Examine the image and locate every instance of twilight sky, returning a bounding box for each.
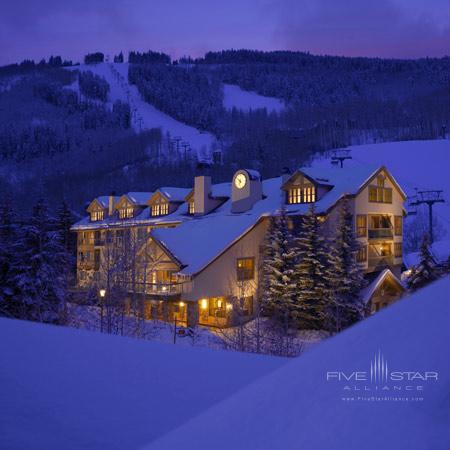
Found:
[1,0,450,65]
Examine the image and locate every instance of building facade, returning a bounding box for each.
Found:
[71,164,407,327]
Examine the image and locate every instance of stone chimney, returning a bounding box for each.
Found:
[108,192,116,216]
[194,176,213,215]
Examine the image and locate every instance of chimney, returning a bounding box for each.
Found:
[194,176,212,215]
[108,191,116,216]
[281,167,291,184]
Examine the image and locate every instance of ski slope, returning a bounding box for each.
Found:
[223,83,285,113]
[313,140,450,237]
[147,275,450,450]
[67,63,217,159]
[0,319,285,450]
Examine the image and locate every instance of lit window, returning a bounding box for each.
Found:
[188,201,195,214]
[287,186,316,204]
[119,207,134,219]
[152,202,169,216]
[237,257,255,281]
[368,185,393,204]
[91,210,104,221]
[394,242,402,257]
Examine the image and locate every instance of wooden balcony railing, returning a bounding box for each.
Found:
[123,281,191,296]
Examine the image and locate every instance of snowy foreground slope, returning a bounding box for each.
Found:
[147,276,450,450]
[0,321,285,450]
[313,139,450,235]
[68,63,216,159]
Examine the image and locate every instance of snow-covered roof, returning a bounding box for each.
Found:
[404,239,450,269]
[127,192,154,205]
[157,187,192,203]
[95,195,120,208]
[152,165,380,275]
[360,268,405,304]
[73,164,391,274]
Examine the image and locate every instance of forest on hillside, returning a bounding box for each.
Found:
[0,50,449,218]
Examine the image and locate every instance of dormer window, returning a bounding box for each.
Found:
[119,207,134,219]
[152,202,169,216]
[288,186,316,204]
[91,211,104,221]
[188,201,195,215]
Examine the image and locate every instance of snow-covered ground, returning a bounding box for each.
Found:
[3,275,449,449]
[146,274,450,450]
[0,317,285,450]
[67,63,217,159]
[222,83,285,113]
[312,140,450,237]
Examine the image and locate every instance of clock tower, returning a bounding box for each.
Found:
[231,169,263,213]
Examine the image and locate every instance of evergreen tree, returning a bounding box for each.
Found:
[293,204,331,330]
[0,194,19,316]
[260,205,297,332]
[328,200,366,331]
[10,200,69,323]
[407,234,437,291]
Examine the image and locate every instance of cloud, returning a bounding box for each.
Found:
[271,0,450,57]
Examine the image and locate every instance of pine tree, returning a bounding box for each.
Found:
[10,200,69,323]
[0,193,19,317]
[328,200,366,331]
[260,205,297,333]
[293,204,331,330]
[407,234,437,291]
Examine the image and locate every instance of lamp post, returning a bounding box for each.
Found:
[99,288,106,333]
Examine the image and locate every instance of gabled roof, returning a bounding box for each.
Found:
[87,196,119,212]
[360,268,405,304]
[184,182,232,202]
[73,164,405,276]
[149,187,192,205]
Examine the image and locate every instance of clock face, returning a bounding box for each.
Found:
[235,173,247,189]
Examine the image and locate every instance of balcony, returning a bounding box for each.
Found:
[368,228,393,239]
[124,281,191,298]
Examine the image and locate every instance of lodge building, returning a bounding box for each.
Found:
[71,164,407,327]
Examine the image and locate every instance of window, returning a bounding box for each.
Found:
[369,185,392,203]
[287,186,316,204]
[394,242,402,257]
[394,216,403,236]
[356,215,367,237]
[119,207,134,219]
[237,257,255,281]
[188,201,195,214]
[137,228,147,241]
[356,245,367,263]
[94,249,101,271]
[209,297,226,318]
[91,210,104,221]
[152,202,169,216]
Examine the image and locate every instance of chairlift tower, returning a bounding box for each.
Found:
[409,190,445,244]
[331,149,352,168]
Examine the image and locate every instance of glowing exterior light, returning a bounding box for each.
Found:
[99,289,106,298]
[226,303,233,311]
[179,302,185,307]
[217,299,223,308]
[200,299,208,310]
[162,286,167,292]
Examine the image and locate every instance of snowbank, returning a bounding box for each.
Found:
[0,319,285,450]
[146,275,450,450]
